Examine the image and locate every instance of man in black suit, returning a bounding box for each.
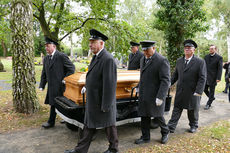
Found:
[168,40,206,133]
[128,41,144,70]
[65,29,118,153]
[39,36,75,129]
[204,45,223,110]
[134,41,170,145]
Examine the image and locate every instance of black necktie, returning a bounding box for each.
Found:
[145,58,150,64]
[90,55,96,66]
[184,59,189,68]
[131,53,135,59]
[49,55,52,65]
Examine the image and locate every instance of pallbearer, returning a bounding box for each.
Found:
[65,29,118,153]
[135,41,170,144]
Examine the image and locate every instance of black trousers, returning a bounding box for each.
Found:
[204,84,216,106]
[224,81,229,92]
[74,125,119,153]
[48,105,56,125]
[168,106,199,131]
[141,116,169,140]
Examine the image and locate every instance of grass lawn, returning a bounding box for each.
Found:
[125,120,230,153]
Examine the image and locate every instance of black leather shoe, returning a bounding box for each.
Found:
[188,127,197,133]
[42,122,54,129]
[64,149,78,153]
[103,149,118,153]
[161,133,169,144]
[204,105,210,110]
[134,137,150,144]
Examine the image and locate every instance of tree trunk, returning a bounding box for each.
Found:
[1,40,7,57]
[11,0,40,114]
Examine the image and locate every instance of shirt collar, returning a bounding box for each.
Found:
[210,53,216,56]
[51,50,56,57]
[185,56,193,63]
[95,47,104,56]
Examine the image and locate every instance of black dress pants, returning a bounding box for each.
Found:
[48,105,56,125]
[168,106,199,131]
[204,84,216,106]
[141,116,169,140]
[74,125,119,153]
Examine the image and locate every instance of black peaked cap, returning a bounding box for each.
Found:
[89,29,108,41]
[183,39,197,48]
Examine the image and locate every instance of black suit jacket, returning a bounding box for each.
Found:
[128,50,144,70]
[39,50,75,105]
[204,53,223,85]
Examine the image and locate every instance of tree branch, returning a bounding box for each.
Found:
[48,1,58,26]
[32,2,40,10]
[33,14,39,20]
[42,0,47,6]
[59,18,108,41]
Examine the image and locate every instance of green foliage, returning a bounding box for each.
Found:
[0,0,11,57]
[34,32,45,57]
[154,0,208,70]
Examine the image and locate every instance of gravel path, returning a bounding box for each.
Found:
[0,80,11,91]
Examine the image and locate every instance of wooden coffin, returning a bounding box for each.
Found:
[63,71,140,105]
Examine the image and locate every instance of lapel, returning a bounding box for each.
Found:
[87,49,104,76]
[141,52,157,73]
[184,55,195,72]
[49,50,58,69]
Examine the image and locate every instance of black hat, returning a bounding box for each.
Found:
[130,41,140,46]
[183,39,197,48]
[45,36,59,46]
[89,29,108,41]
[140,40,156,50]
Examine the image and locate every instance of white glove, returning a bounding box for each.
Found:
[81,86,86,94]
[62,80,66,84]
[39,88,43,91]
[193,93,201,96]
[135,87,139,93]
[156,98,163,106]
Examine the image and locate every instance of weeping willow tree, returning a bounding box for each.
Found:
[11,0,39,113]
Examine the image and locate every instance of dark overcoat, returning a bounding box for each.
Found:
[138,52,170,117]
[172,56,206,110]
[84,48,117,128]
[204,54,223,85]
[128,50,144,70]
[39,50,75,105]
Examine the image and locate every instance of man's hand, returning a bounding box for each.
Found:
[156,98,163,106]
[62,80,66,84]
[81,86,86,94]
[216,80,220,83]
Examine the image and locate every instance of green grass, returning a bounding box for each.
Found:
[125,120,230,153]
[0,58,87,84]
